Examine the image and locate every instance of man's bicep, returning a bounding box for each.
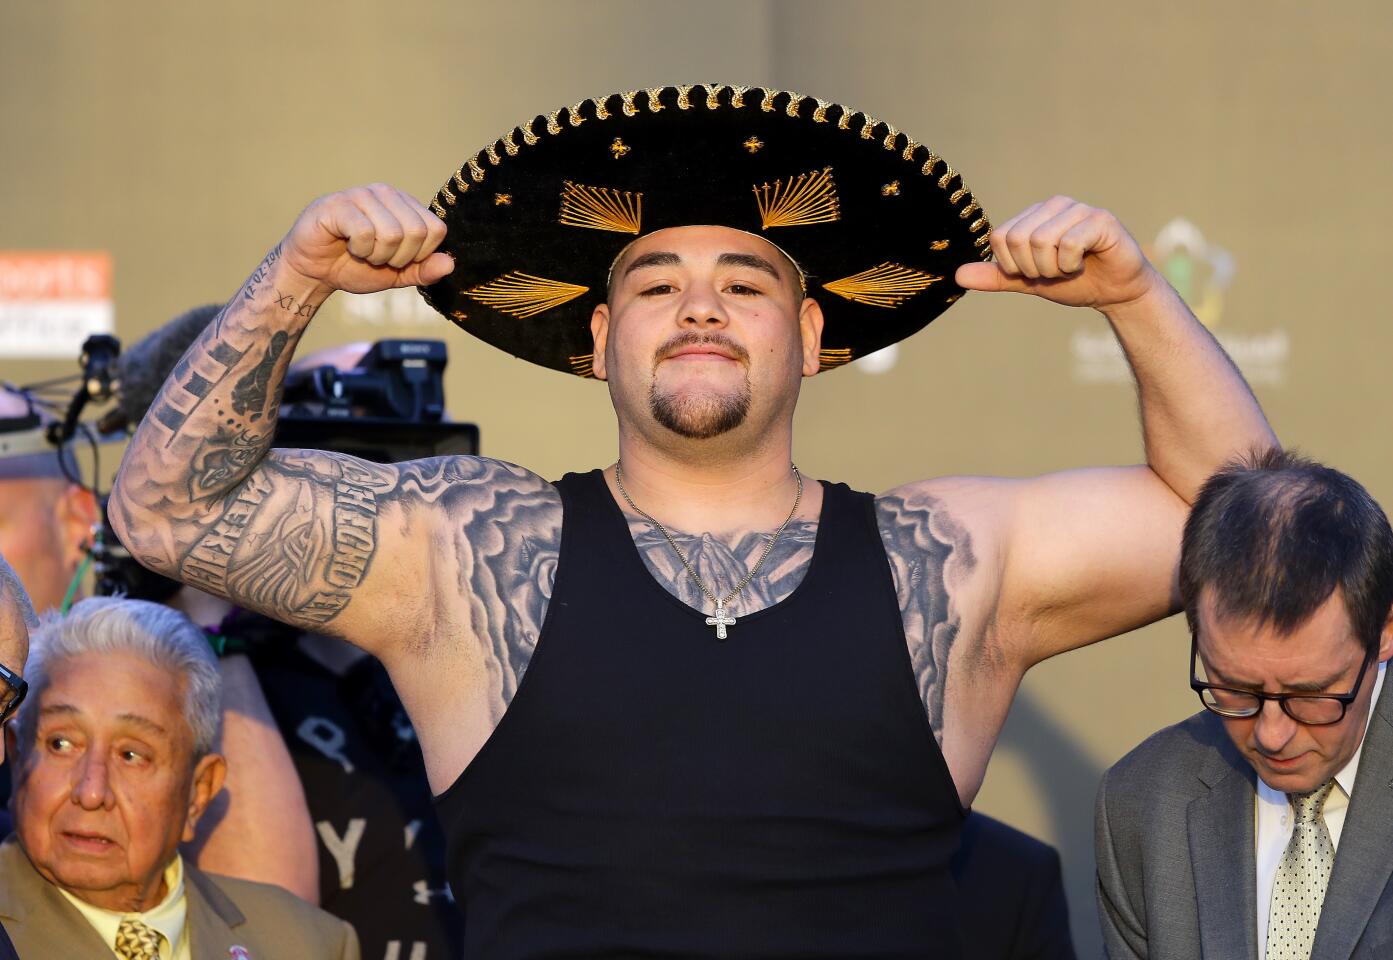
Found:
[997,465,1186,664]
[173,449,551,651]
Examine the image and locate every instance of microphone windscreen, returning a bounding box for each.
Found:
[113,303,224,428]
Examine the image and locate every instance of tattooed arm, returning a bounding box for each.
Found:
[881,200,1274,798]
[899,198,1276,670]
[109,185,510,656]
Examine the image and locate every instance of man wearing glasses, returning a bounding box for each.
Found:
[0,551,34,960]
[1095,449,1393,960]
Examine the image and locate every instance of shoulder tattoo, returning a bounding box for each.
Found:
[875,493,976,743]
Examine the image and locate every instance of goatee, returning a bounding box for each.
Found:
[649,382,751,439]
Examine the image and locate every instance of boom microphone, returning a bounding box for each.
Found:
[97,303,223,432]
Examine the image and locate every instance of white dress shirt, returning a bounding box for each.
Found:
[59,853,191,960]
[1254,662,1385,957]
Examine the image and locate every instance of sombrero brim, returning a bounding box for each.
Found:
[420,84,992,378]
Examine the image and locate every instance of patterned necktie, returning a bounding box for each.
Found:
[114,917,165,960]
[1264,779,1337,960]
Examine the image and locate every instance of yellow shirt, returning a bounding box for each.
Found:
[59,853,191,960]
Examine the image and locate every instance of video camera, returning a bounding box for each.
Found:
[14,332,477,601]
[277,339,478,462]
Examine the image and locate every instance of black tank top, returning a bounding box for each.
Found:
[436,470,965,959]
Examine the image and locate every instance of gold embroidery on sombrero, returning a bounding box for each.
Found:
[520,118,539,146]
[645,87,666,112]
[754,167,840,230]
[465,272,591,319]
[822,263,943,308]
[502,131,520,156]
[728,85,749,108]
[439,182,457,205]
[609,138,631,159]
[881,181,901,197]
[743,136,764,154]
[568,353,596,378]
[559,181,642,234]
[568,102,587,127]
[592,97,611,120]
[675,85,695,109]
[818,347,854,371]
[620,90,640,116]
[930,239,950,251]
[784,92,804,117]
[467,157,485,182]
[812,98,832,122]
[429,199,446,217]
[705,84,725,109]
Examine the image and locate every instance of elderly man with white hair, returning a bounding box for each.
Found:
[0,596,357,960]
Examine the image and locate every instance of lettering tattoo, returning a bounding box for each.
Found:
[273,288,318,320]
[874,494,975,743]
[240,244,281,306]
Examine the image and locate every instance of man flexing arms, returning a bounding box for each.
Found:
[109,84,1275,960]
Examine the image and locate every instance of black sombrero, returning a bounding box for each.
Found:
[420,84,992,378]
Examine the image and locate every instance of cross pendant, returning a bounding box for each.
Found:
[705,599,737,640]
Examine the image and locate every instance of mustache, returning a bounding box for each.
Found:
[653,332,750,367]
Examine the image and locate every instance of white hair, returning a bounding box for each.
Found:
[16,597,222,757]
[0,554,37,630]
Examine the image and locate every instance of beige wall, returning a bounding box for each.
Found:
[5,2,1393,954]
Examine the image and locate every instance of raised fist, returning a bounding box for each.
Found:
[954,196,1161,311]
[281,183,454,296]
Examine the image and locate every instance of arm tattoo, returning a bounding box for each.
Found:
[875,494,976,743]
[450,471,562,718]
[230,331,288,419]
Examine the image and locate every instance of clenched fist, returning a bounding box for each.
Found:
[955,196,1161,311]
[281,183,455,296]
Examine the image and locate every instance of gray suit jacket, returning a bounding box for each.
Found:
[1095,674,1393,959]
[0,838,359,960]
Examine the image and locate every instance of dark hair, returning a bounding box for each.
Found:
[1180,448,1393,655]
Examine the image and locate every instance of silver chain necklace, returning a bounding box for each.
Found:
[613,461,803,639]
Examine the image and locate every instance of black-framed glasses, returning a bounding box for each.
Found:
[1190,632,1376,726]
[0,660,26,725]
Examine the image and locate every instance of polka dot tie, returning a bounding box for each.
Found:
[114,917,165,960]
[1264,780,1337,960]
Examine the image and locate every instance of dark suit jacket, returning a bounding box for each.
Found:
[951,811,1076,960]
[1095,673,1393,959]
[0,838,358,959]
